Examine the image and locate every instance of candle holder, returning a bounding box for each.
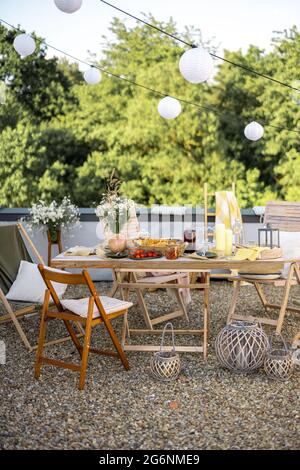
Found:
[258,223,280,249]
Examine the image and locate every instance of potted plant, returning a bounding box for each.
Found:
[95,170,135,253]
[26,196,80,260]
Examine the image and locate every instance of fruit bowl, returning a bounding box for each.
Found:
[129,247,162,259]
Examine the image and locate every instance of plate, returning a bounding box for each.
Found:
[129,255,163,260]
[105,251,129,259]
[239,272,282,280]
[196,251,217,258]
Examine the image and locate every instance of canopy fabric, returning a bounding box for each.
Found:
[0,224,32,294]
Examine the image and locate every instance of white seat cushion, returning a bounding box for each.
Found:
[6,261,67,303]
[60,296,133,318]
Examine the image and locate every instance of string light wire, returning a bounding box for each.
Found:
[98,0,300,93]
[0,17,300,135]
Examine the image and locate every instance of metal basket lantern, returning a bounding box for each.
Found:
[150,323,181,382]
[264,334,294,381]
[215,321,269,374]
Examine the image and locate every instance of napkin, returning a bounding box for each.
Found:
[64,246,96,256]
[233,246,266,261]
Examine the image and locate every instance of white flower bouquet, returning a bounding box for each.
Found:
[27,197,80,241]
[95,194,135,235]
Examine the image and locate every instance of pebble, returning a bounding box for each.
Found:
[0,281,299,449]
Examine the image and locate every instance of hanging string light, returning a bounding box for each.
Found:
[54,0,83,14]
[179,47,213,84]
[98,0,300,94]
[244,121,264,141]
[13,33,36,57]
[157,96,182,119]
[2,18,300,137]
[83,67,101,84]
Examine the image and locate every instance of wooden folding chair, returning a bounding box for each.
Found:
[0,223,45,351]
[35,265,132,390]
[227,201,300,334]
[0,223,84,352]
[114,270,189,329]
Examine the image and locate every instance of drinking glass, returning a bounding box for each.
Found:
[233,218,243,245]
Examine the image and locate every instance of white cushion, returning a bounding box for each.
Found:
[60,296,133,318]
[6,261,67,303]
[280,231,300,277]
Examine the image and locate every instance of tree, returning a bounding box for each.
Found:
[0,19,299,208]
[0,25,78,126]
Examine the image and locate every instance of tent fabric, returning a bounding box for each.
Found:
[0,224,32,295]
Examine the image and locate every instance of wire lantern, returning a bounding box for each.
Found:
[264,334,294,381]
[215,321,269,374]
[150,322,181,382]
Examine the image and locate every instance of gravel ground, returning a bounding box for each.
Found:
[0,280,299,450]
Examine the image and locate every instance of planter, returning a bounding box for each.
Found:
[47,227,63,266]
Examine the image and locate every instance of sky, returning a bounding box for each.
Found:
[0,0,300,68]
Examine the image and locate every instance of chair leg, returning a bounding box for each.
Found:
[63,320,83,357]
[227,280,241,324]
[0,289,33,352]
[173,287,189,322]
[131,273,153,330]
[203,273,210,359]
[78,317,93,390]
[254,282,268,313]
[101,316,130,371]
[35,291,50,378]
[276,264,295,334]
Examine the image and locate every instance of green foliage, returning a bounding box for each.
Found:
[0,19,299,208]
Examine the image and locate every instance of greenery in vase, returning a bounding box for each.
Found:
[26,196,80,239]
[95,170,135,235]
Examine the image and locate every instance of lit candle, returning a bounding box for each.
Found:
[225,228,233,256]
[215,223,225,251]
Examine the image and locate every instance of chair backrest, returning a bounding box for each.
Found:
[38,265,108,318]
[0,224,32,294]
[264,201,300,232]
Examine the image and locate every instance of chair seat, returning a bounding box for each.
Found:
[233,275,298,287]
[60,296,133,319]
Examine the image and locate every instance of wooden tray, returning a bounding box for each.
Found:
[258,247,282,259]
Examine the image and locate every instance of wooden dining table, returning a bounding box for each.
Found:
[51,254,299,355]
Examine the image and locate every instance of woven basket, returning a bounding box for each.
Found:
[215,321,269,374]
[150,323,181,382]
[264,334,294,381]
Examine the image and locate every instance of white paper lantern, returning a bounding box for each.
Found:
[13,34,36,58]
[244,121,264,141]
[179,47,213,84]
[54,0,82,13]
[84,68,101,85]
[157,96,182,119]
